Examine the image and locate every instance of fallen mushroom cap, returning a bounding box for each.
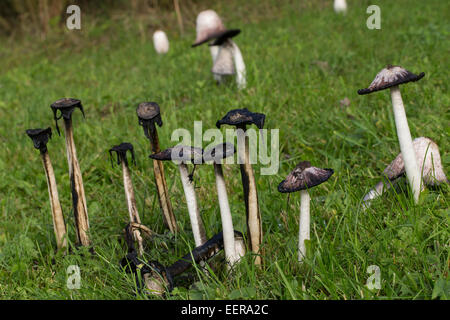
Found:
[382,137,448,185]
[203,142,235,163]
[358,65,425,95]
[278,161,334,193]
[26,127,52,151]
[109,142,136,166]
[149,145,204,164]
[216,108,265,129]
[192,10,239,47]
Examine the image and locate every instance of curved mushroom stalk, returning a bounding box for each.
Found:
[358,65,425,204]
[179,162,207,247]
[110,142,145,256]
[278,161,334,263]
[51,98,90,247]
[26,128,67,250]
[363,137,448,209]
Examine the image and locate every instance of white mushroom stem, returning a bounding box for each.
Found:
[63,119,90,247]
[179,163,207,247]
[121,160,144,256]
[209,46,223,83]
[213,163,241,267]
[229,40,246,89]
[298,190,310,262]
[41,151,67,250]
[390,86,421,203]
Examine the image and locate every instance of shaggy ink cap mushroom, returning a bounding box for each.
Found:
[26,127,52,153]
[203,142,235,163]
[358,65,425,95]
[278,161,334,193]
[50,98,85,135]
[216,108,265,130]
[109,142,136,167]
[192,10,240,47]
[136,102,163,139]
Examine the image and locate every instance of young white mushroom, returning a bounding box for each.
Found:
[204,142,245,267]
[278,161,334,262]
[333,0,347,14]
[358,65,425,203]
[363,137,448,209]
[192,10,246,89]
[152,30,169,55]
[149,145,207,247]
[26,127,67,251]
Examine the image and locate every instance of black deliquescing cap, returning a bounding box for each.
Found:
[26,127,52,153]
[136,102,163,139]
[358,65,425,95]
[50,98,85,135]
[207,29,241,46]
[278,161,334,193]
[216,108,265,130]
[109,142,136,167]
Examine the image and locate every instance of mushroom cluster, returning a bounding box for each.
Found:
[22,6,448,300]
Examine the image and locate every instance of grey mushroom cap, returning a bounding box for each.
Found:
[149,145,204,164]
[216,108,265,130]
[136,102,163,126]
[26,127,52,151]
[203,142,235,163]
[278,161,334,193]
[358,65,425,95]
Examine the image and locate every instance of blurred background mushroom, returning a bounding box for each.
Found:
[333,0,347,14]
[153,30,169,55]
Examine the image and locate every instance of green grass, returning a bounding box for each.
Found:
[0,0,448,299]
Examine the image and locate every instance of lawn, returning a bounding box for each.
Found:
[0,0,448,299]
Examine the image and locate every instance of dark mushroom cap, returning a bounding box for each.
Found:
[358,65,425,95]
[109,142,136,167]
[203,142,235,163]
[149,145,204,164]
[207,29,241,46]
[278,161,334,193]
[193,29,240,47]
[26,127,52,152]
[136,102,162,123]
[216,108,265,130]
[50,98,85,135]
